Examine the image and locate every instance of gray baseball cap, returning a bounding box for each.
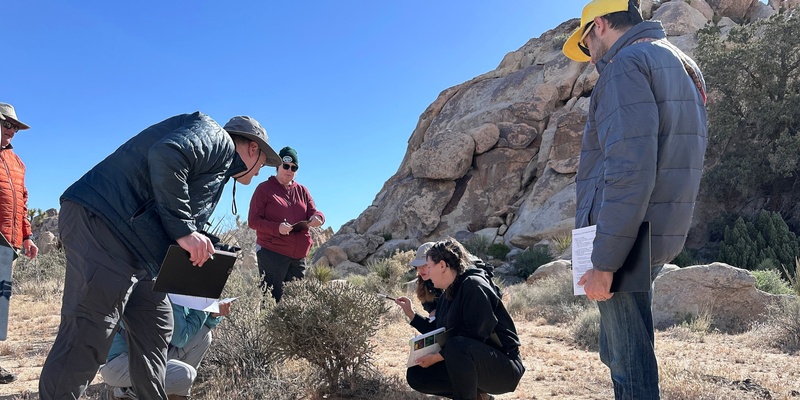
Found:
[410,242,436,267]
[223,116,281,166]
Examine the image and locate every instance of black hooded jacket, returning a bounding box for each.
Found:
[410,267,520,357]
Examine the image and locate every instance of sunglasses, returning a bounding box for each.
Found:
[1,121,19,133]
[578,21,595,57]
[282,163,298,172]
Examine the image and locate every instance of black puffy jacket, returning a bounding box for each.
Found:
[62,112,246,277]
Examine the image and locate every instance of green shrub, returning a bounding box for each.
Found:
[361,256,408,296]
[717,211,800,271]
[265,280,390,392]
[487,243,511,260]
[551,233,572,256]
[512,247,554,279]
[308,264,337,283]
[752,269,793,295]
[670,249,694,268]
[570,307,600,351]
[463,235,491,260]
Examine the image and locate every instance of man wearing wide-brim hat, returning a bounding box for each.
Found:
[0,102,38,385]
[563,0,708,399]
[39,112,281,399]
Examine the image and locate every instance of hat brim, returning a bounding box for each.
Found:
[228,131,281,166]
[409,259,427,267]
[563,26,592,63]
[3,116,30,130]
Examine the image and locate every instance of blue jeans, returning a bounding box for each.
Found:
[596,265,662,400]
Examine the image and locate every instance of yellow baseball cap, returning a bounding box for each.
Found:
[562,0,632,62]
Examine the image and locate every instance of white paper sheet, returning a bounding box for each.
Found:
[571,225,596,296]
[168,294,238,313]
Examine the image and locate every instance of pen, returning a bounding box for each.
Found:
[377,293,395,301]
[208,251,214,260]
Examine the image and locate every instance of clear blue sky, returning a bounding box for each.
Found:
[5,1,590,233]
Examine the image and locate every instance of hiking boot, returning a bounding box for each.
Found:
[113,387,138,399]
[0,367,16,384]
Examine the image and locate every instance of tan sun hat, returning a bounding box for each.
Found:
[562,0,634,62]
[0,103,30,130]
[223,116,281,167]
[410,242,436,267]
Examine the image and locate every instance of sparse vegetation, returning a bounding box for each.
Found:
[752,269,794,295]
[487,242,510,260]
[504,271,592,324]
[265,279,391,395]
[551,233,572,256]
[463,235,491,260]
[512,247,554,279]
[570,307,600,351]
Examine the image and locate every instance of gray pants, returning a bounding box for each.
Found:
[39,201,174,400]
[100,326,212,396]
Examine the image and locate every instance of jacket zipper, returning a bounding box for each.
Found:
[0,151,18,246]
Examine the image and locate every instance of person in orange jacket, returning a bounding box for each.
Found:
[0,102,38,384]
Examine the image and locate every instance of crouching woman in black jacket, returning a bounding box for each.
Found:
[399,238,525,400]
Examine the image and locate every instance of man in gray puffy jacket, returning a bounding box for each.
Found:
[563,0,707,399]
[39,113,281,400]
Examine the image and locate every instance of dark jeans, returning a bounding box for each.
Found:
[596,264,663,400]
[39,201,174,400]
[406,336,525,400]
[256,247,306,301]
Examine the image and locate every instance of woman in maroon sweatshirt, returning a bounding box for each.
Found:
[248,146,325,301]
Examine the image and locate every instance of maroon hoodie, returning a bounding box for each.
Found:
[248,176,324,259]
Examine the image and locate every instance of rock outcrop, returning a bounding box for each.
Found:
[652,263,786,333]
[315,1,795,270]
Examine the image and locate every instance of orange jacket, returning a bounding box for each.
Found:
[0,146,31,249]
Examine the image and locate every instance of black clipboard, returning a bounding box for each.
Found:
[289,220,310,233]
[610,221,652,293]
[153,245,237,298]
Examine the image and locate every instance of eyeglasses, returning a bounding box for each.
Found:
[578,21,595,56]
[282,163,298,172]
[1,121,19,133]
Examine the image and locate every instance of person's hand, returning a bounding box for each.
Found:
[22,239,38,259]
[176,232,214,267]
[578,268,614,302]
[395,296,415,320]
[278,221,292,235]
[415,352,444,368]
[211,300,232,318]
[308,215,323,228]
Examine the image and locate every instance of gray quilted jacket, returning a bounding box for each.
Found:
[574,21,708,272]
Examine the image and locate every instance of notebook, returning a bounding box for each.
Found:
[153,245,237,298]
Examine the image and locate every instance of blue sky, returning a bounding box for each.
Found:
[5,1,593,232]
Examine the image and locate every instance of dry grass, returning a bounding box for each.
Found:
[1,280,799,399]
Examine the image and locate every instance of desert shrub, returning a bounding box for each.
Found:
[504,273,592,323]
[781,257,800,296]
[487,243,510,260]
[570,307,600,351]
[463,235,490,260]
[361,256,409,296]
[12,248,66,300]
[551,233,572,256]
[265,279,390,393]
[751,269,793,295]
[512,247,554,279]
[763,296,800,353]
[717,211,800,272]
[674,309,714,334]
[670,249,694,268]
[307,264,337,283]
[201,268,280,387]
